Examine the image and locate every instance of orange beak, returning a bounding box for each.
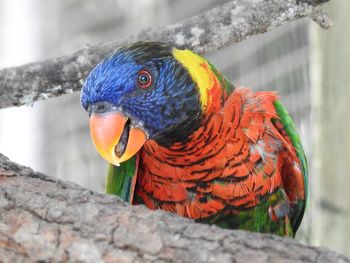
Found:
[89,112,147,166]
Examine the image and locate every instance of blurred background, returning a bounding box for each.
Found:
[0,0,349,257]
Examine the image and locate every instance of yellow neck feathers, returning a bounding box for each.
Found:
[172,48,222,112]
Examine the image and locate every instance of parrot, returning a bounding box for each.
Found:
[80,41,307,237]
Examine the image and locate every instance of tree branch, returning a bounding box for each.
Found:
[0,1,340,261]
[0,153,348,262]
[0,0,331,109]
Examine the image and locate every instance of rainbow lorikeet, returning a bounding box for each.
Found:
[81,42,307,237]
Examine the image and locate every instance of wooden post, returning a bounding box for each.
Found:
[311,0,350,256]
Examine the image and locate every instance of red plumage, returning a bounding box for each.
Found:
[134,88,305,220]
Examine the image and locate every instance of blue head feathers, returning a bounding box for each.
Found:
[81,42,203,145]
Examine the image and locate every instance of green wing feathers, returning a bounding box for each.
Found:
[274,100,308,233]
[106,155,138,203]
[274,100,308,194]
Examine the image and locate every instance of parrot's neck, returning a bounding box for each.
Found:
[151,79,232,148]
[135,91,243,212]
[141,91,241,170]
[137,63,236,188]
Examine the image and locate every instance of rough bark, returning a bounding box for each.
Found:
[0,153,348,262]
[0,0,331,109]
[0,0,340,261]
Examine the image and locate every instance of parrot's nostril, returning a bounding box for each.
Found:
[115,119,130,157]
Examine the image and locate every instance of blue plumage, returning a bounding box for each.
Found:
[81,42,203,145]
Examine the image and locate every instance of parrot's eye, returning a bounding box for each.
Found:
[137,69,153,90]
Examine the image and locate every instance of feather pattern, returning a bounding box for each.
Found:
[82,42,307,237]
[135,87,306,236]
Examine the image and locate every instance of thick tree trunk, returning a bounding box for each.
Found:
[0,0,341,261]
[0,153,348,262]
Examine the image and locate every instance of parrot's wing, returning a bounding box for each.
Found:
[273,100,308,234]
[196,90,307,236]
[106,154,139,203]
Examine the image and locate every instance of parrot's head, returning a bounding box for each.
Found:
[81,42,223,166]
